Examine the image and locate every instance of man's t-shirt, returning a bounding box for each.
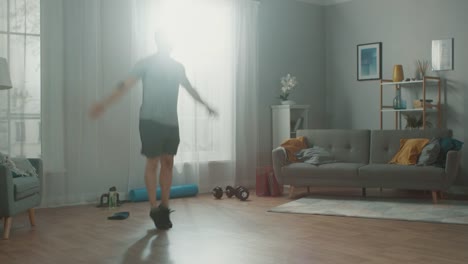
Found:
[130,54,185,126]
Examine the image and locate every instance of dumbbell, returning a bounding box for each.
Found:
[212,186,224,199]
[234,186,250,201]
[212,186,236,199]
[228,185,250,201]
[212,186,249,201]
[225,186,236,198]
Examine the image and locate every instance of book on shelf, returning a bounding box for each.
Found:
[293,117,303,132]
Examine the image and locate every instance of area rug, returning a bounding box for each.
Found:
[268,196,468,225]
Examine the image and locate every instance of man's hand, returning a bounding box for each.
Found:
[89,78,138,120]
[206,105,218,117]
[89,102,105,119]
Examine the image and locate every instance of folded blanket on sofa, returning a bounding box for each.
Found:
[281,136,308,162]
[0,152,38,178]
[296,147,336,165]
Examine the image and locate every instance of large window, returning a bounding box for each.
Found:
[153,0,235,162]
[0,0,41,158]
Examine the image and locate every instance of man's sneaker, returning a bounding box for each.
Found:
[158,205,173,229]
[149,205,173,230]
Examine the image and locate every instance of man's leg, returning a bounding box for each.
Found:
[145,157,160,208]
[159,154,174,207]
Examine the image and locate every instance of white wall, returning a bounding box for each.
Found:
[325,0,468,184]
[258,0,326,166]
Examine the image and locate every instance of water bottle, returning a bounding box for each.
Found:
[109,191,117,209]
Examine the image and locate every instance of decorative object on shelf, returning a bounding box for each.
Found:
[279,73,297,104]
[392,64,404,82]
[432,38,454,71]
[393,88,405,109]
[0,57,12,90]
[357,42,382,81]
[416,59,429,80]
[413,99,434,109]
[403,113,433,129]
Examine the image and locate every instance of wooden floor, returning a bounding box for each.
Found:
[1,188,468,264]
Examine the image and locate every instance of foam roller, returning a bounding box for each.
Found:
[128,184,199,202]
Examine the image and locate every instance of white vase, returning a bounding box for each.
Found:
[281,100,296,105]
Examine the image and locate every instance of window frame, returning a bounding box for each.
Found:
[0,0,41,157]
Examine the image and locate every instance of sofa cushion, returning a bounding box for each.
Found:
[370,129,452,164]
[282,162,366,187]
[296,147,336,165]
[435,137,464,167]
[417,138,440,166]
[280,136,308,162]
[296,129,370,163]
[389,138,429,165]
[11,157,38,177]
[359,164,445,189]
[13,176,40,201]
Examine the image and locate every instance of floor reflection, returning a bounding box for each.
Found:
[121,229,173,264]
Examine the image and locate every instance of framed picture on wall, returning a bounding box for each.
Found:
[432,38,454,71]
[357,42,382,81]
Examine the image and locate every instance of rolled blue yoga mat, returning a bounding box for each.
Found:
[128,184,199,202]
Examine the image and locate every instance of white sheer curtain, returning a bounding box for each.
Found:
[42,0,136,206]
[128,0,259,192]
[234,0,259,187]
[40,0,258,206]
[41,0,65,206]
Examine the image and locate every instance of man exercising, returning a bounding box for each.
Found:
[90,32,216,230]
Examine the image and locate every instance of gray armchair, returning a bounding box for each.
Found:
[0,158,42,239]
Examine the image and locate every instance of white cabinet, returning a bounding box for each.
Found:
[271,105,309,148]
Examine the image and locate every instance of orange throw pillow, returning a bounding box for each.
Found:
[280,136,308,162]
[389,138,430,165]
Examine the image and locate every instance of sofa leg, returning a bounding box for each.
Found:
[3,216,12,240]
[28,208,36,227]
[307,186,311,193]
[431,191,438,204]
[289,186,295,199]
[362,188,367,197]
[439,191,445,200]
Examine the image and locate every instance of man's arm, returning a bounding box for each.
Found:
[180,74,218,116]
[89,77,138,119]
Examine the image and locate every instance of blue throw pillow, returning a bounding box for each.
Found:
[436,137,464,167]
[417,138,440,166]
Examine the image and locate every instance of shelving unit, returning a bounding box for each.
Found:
[380,76,441,129]
[271,104,309,148]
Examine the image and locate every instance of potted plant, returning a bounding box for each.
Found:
[279,74,298,105]
[403,113,433,129]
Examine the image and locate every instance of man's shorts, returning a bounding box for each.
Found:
[139,119,180,158]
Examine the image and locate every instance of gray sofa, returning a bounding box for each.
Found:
[0,158,42,239]
[272,129,462,203]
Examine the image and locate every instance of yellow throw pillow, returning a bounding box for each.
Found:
[389,138,430,165]
[281,136,308,163]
